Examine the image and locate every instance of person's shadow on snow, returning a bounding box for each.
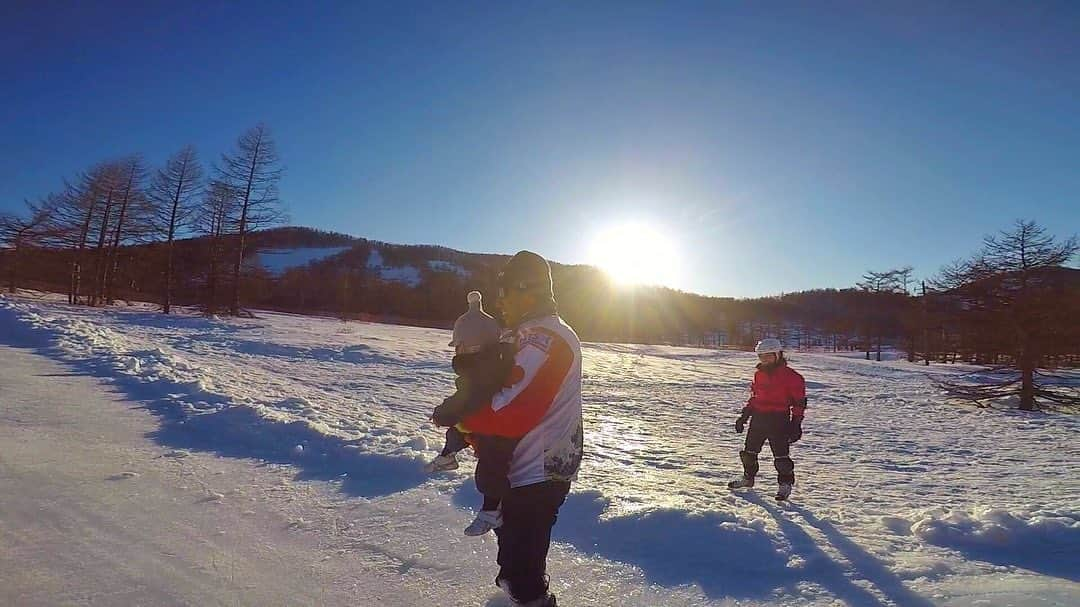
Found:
[454,483,791,600]
[742,492,936,607]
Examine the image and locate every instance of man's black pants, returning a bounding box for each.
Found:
[494,480,571,603]
[741,413,795,485]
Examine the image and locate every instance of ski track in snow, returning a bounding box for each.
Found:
[1,292,1077,606]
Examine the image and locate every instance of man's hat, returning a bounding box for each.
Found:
[496,250,553,297]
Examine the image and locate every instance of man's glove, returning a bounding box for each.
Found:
[431,399,457,428]
[788,416,803,443]
[735,409,751,434]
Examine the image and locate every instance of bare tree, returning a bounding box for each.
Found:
[933,220,1078,411]
[857,269,906,361]
[894,265,914,295]
[52,163,123,305]
[193,180,238,314]
[149,146,203,313]
[216,124,283,316]
[49,181,89,304]
[87,164,124,306]
[104,156,148,304]
[0,196,58,292]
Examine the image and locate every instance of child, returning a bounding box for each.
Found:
[426,291,518,536]
[728,338,806,501]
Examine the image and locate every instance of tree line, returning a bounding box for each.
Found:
[0,124,284,316]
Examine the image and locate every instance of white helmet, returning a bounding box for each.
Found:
[755,338,783,355]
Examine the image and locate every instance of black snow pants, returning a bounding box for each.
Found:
[741,412,795,485]
[494,480,571,603]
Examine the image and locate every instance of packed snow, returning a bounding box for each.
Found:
[252,246,353,275]
[367,249,422,286]
[0,291,1077,606]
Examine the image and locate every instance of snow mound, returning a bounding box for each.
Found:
[2,304,230,414]
[911,506,1080,579]
[912,507,1079,548]
[0,298,432,498]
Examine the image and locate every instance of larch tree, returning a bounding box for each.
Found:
[149,146,203,313]
[216,124,283,316]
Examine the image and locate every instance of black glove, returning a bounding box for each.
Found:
[735,409,751,434]
[788,416,803,444]
[431,400,458,428]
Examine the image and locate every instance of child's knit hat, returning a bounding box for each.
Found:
[448,291,501,353]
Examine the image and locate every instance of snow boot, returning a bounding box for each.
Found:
[516,593,557,606]
[776,483,793,501]
[727,476,755,490]
[424,453,458,473]
[464,509,502,536]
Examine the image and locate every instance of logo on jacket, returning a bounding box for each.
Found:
[519,330,554,353]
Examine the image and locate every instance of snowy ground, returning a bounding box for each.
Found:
[0,291,1077,606]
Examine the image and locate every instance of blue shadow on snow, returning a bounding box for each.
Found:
[454,483,790,599]
[0,305,430,498]
[743,492,936,607]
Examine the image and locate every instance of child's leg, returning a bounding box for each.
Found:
[441,426,469,456]
[481,494,501,511]
[473,436,516,501]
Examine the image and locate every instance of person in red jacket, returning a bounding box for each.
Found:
[728,338,806,501]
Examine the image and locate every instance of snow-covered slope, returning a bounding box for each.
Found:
[367,248,422,286]
[0,292,1076,606]
[251,246,353,275]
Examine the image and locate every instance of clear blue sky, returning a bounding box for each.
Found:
[2,2,1077,298]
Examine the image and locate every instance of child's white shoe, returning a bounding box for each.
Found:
[464,510,502,536]
[424,453,458,473]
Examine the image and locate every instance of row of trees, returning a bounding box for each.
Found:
[0,125,283,315]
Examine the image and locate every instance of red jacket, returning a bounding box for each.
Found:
[747,361,806,418]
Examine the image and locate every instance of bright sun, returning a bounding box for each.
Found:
[587,223,679,287]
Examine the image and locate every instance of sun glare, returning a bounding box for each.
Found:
[587,223,679,287]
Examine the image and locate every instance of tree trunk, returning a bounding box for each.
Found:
[164,240,174,314]
[1020,360,1036,411]
[91,189,116,307]
[229,230,245,316]
[69,257,78,304]
[207,249,218,315]
[8,239,20,293]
